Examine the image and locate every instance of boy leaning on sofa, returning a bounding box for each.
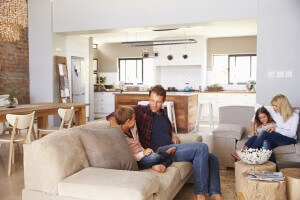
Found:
[107,85,222,200]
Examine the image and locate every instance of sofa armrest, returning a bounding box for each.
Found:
[174,133,202,144]
[296,142,300,155]
[58,167,159,200]
[213,124,245,140]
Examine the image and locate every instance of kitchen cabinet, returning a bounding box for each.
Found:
[198,92,256,120]
[94,92,115,118]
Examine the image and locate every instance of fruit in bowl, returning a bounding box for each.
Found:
[236,148,272,165]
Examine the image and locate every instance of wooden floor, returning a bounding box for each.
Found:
[0,122,237,200]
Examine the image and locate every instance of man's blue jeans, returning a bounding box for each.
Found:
[158,142,221,196]
[137,147,174,169]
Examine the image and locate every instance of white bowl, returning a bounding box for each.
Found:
[236,148,272,165]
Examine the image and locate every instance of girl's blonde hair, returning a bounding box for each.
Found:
[271,94,293,122]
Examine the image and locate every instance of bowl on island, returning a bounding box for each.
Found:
[236,148,272,165]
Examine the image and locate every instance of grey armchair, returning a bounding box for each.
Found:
[212,106,255,168]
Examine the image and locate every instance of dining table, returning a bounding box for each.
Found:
[0,102,88,128]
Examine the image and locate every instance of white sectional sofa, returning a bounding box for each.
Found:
[22,121,201,200]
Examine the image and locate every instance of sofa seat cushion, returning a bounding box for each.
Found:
[273,144,296,155]
[80,127,138,171]
[140,164,181,200]
[169,162,193,180]
[213,124,245,140]
[58,167,159,200]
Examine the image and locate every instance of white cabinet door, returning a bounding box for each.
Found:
[94,92,115,114]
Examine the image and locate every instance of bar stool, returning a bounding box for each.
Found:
[194,100,214,132]
[138,101,177,133]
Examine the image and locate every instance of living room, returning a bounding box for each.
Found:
[0,0,300,200]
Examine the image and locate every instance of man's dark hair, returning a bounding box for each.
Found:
[149,85,166,101]
[115,106,135,125]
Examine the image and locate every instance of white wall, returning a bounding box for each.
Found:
[29,0,54,103]
[256,0,300,106]
[52,0,257,33]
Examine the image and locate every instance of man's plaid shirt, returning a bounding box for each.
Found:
[107,105,172,148]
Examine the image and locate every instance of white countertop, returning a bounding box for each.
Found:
[114,91,198,96]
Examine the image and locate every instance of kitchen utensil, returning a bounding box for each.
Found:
[183,83,191,92]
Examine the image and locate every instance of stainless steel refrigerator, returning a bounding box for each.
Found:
[71,56,86,104]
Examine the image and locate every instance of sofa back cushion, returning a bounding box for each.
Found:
[219,106,255,133]
[80,127,138,171]
[31,127,90,195]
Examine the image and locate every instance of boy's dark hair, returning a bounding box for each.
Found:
[149,85,166,101]
[254,106,275,127]
[115,106,135,125]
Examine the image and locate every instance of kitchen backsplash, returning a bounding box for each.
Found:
[156,65,201,90]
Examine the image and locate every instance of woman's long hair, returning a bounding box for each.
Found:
[255,106,275,127]
[271,94,294,122]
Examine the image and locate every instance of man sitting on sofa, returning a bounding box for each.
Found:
[107,85,221,200]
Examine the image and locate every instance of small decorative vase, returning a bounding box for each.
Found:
[4,95,18,108]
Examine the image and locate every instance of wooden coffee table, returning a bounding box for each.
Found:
[235,160,276,193]
[280,168,300,200]
[238,172,286,200]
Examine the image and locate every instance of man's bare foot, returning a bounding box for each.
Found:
[211,194,222,200]
[151,164,166,173]
[231,153,241,161]
[194,194,206,200]
[166,147,176,155]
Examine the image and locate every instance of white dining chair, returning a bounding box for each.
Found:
[0,111,35,175]
[38,107,74,138]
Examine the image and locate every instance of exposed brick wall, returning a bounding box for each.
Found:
[0,28,29,104]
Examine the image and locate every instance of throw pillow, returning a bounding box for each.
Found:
[80,127,138,171]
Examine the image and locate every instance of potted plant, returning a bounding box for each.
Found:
[4,94,18,108]
[246,80,256,92]
[98,76,106,91]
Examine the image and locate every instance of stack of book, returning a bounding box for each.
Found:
[246,170,285,182]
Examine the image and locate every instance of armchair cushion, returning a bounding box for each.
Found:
[213,124,245,140]
[80,127,138,171]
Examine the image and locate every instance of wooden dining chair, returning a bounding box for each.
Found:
[38,106,74,138]
[0,111,35,175]
[1,122,12,134]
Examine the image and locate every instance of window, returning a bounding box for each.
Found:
[119,58,143,84]
[93,44,98,49]
[212,54,256,85]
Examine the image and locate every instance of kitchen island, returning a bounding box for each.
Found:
[114,92,198,133]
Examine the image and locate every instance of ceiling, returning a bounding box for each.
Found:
[82,19,257,44]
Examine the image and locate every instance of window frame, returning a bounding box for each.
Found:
[228,54,256,85]
[118,58,144,85]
